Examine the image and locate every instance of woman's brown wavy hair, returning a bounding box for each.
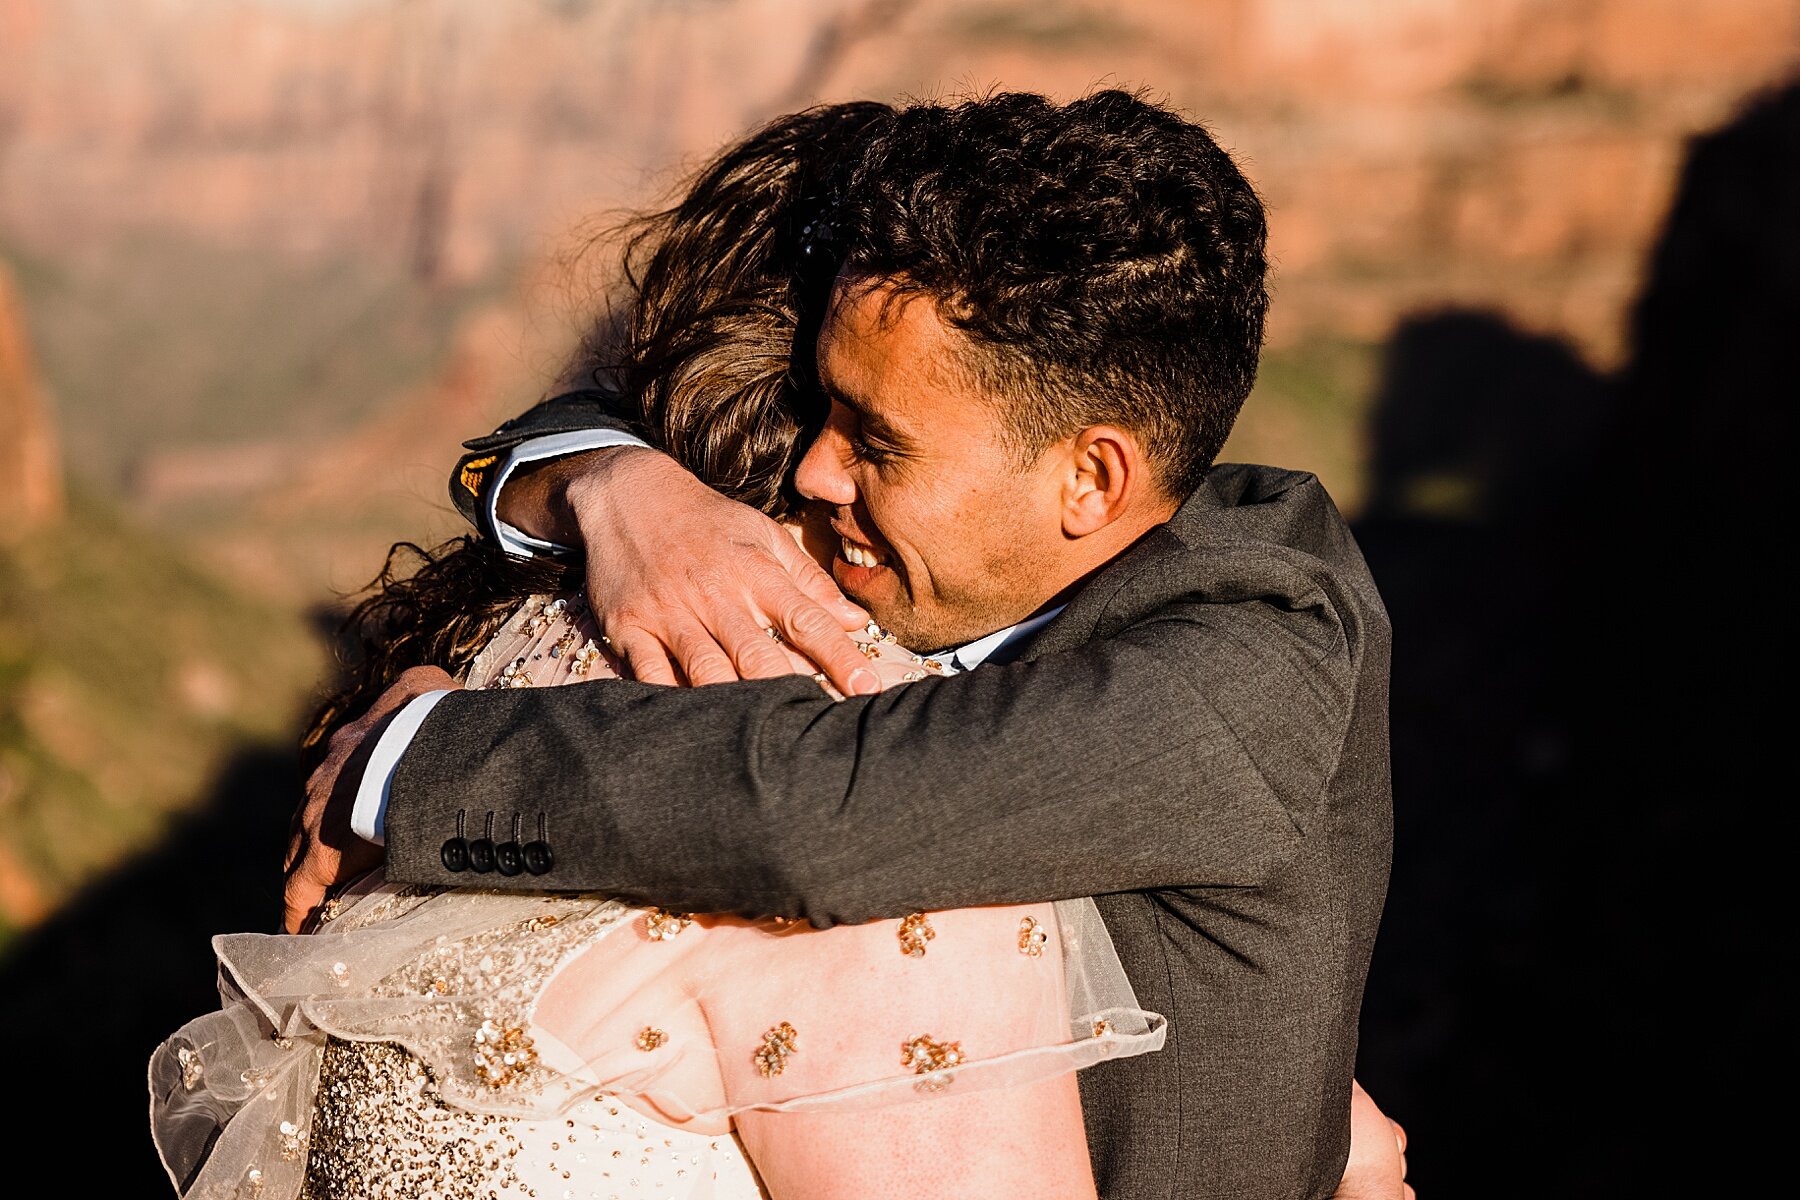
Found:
[303,101,893,765]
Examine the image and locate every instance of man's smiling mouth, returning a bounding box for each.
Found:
[839,535,888,569]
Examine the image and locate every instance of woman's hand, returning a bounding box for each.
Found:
[1335,1080,1414,1200]
[510,447,879,694]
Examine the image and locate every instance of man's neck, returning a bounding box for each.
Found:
[923,500,1177,660]
[978,504,1171,641]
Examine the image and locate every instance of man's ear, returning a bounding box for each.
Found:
[1059,425,1145,538]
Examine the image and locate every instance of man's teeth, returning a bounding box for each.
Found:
[841,536,884,568]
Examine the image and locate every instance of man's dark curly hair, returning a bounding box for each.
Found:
[835,89,1268,498]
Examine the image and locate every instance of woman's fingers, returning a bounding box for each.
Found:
[1392,1116,1410,1195]
[743,555,875,692]
[768,522,869,626]
[559,448,877,691]
[608,627,679,687]
[712,608,800,680]
[1338,1080,1408,1200]
[666,619,742,687]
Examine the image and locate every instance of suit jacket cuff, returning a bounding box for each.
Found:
[351,690,456,845]
[484,429,654,556]
[448,387,644,532]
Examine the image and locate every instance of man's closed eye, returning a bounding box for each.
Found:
[850,432,897,466]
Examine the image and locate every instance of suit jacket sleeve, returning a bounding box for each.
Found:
[448,387,642,531]
[384,531,1371,926]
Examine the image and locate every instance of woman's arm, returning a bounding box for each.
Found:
[736,1076,1095,1200]
[710,903,1109,1200]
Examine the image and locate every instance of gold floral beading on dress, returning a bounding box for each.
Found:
[491,656,533,689]
[568,640,603,677]
[897,912,936,958]
[180,594,1164,1200]
[517,600,553,636]
[277,1119,307,1162]
[645,909,694,941]
[177,1045,204,1090]
[472,1019,538,1089]
[902,1034,965,1092]
[753,1022,798,1078]
[1018,916,1049,957]
[1092,1018,1113,1038]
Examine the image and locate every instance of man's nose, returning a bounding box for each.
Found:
[794,427,858,507]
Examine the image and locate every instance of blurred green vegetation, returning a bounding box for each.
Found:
[948,2,1141,49]
[1226,336,1380,513]
[0,233,526,945]
[1,233,499,495]
[1459,70,1642,119]
[0,489,324,950]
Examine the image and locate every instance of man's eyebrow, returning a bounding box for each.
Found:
[853,405,915,449]
[826,381,914,446]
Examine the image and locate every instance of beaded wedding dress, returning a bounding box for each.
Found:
[150,597,1165,1200]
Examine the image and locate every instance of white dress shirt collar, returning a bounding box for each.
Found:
[941,605,1066,673]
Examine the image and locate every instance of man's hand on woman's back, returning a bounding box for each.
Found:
[282,665,456,933]
[501,447,879,694]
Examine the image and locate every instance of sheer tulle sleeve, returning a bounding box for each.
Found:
[148,597,1164,1198]
[151,883,1163,1196]
[532,894,1164,1118]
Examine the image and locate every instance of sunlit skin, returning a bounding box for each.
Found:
[794,275,1179,650]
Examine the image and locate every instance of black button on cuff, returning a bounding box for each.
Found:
[522,841,553,876]
[467,839,497,873]
[494,842,523,876]
[440,838,470,872]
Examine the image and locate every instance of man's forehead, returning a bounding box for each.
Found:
[822,276,934,353]
[818,277,981,418]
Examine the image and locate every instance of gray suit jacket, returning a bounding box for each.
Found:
[403,415,1392,1199]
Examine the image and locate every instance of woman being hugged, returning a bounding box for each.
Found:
[149,102,1162,1200]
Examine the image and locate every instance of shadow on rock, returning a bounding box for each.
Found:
[1356,77,1798,1196]
[0,747,299,1198]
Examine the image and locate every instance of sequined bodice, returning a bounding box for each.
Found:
[303,1040,763,1200]
[297,876,768,1200]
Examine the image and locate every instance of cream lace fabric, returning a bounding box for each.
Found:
[149,596,1166,1199]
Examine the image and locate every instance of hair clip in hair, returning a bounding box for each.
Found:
[799,219,835,259]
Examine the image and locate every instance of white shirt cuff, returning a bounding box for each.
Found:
[351,689,456,845]
[487,429,654,557]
